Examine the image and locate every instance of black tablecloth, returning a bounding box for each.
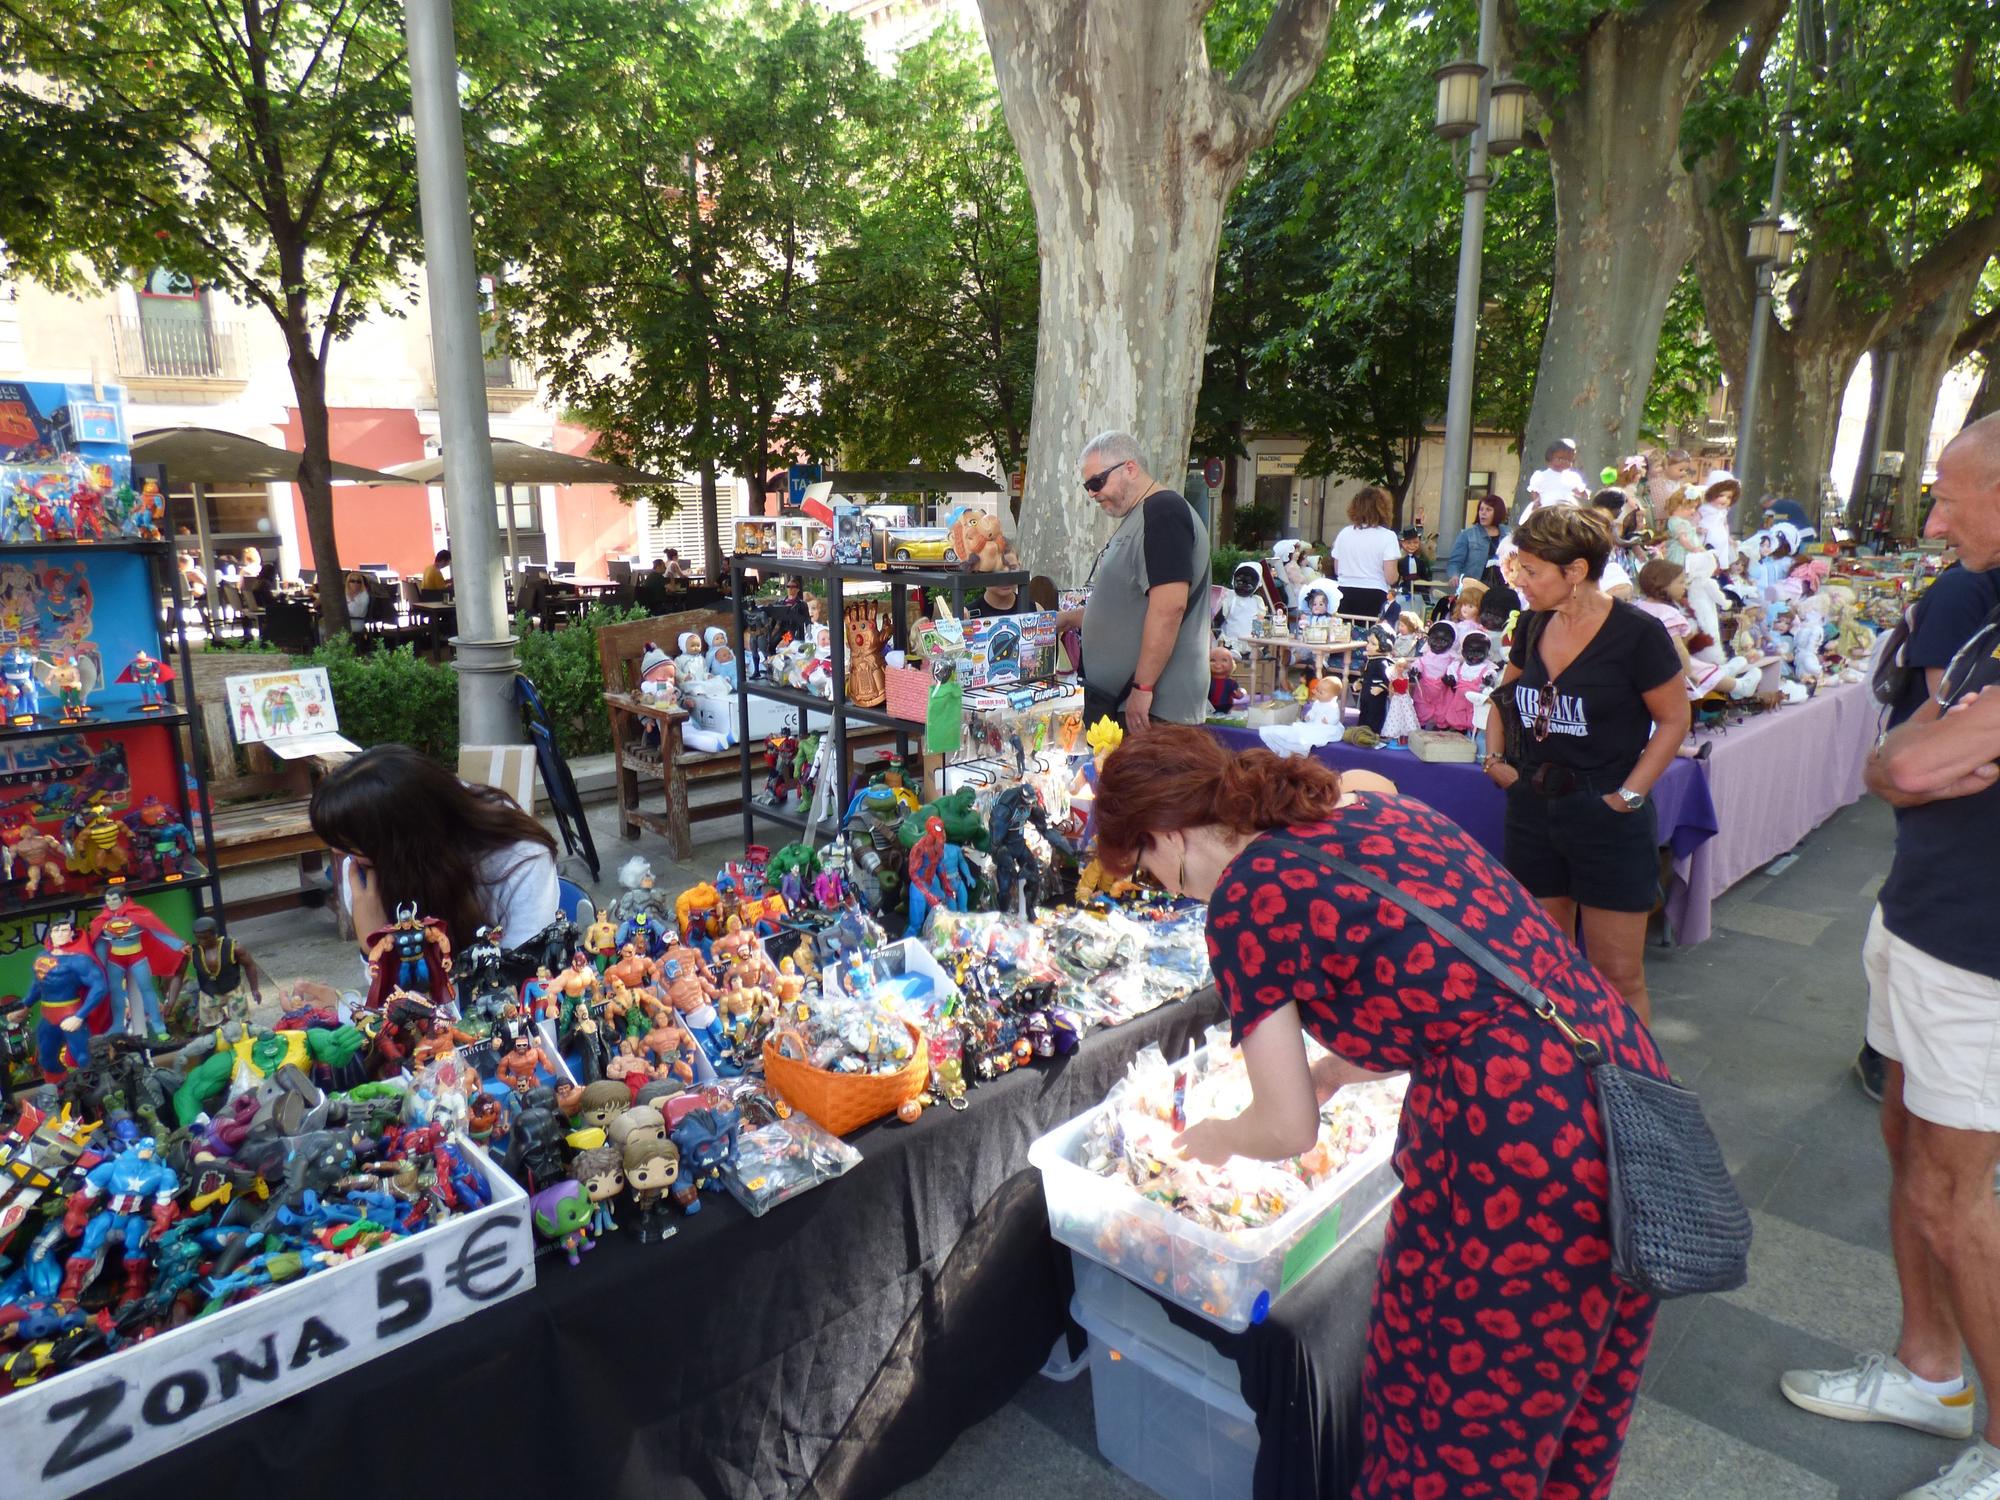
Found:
[90,991,1225,1500]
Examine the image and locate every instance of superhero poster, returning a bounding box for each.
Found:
[0,550,167,721]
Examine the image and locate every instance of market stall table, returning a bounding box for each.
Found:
[1664,676,1878,944]
[1210,724,1716,874]
[91,989,1226,1500]
[1243,634,1365,702]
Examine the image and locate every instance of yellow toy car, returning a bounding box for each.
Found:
[872,527,960,567]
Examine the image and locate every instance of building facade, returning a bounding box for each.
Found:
[0,275,738,583]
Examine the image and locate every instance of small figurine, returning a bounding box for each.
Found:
[582,910,619,972]
[1381,658,1420,746]
[570,1142,624,1240]
[8,821,67,897]
[164,916,266,1032]
[68,804,133,879]
[623,1138,682,1243]
[987,784,1074,916]
[763,729,800,808]
[0,644,42,725]
[904,816,962,940]
[115,650,175,713]
[89,888,188,1039]
[614,905,669,960]
[57,1135,179,1305]
[669,1106,740,1201]
[613,856,675,926]
[125,478,165,540]
[44,654,90,722]
[845,602,889,709]
[25,917,112,1081]
[661,949,736,1076]
[530,1180,594,1266]
[703,626,739,688]
[362,903,454,1013]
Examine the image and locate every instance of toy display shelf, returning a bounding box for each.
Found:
[0,538,170,557]
[0,705,189,743]
[730,554,1029,847]
[0,866,212,927]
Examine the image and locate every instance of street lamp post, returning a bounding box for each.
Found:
[1434,0,1525,553]
[404,0,520,746]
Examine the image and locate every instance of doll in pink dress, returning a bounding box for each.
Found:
[1412,621,1460,729]
[1444,630,1501,732]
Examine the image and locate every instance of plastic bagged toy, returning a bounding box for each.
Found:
[725,1112,862,1216]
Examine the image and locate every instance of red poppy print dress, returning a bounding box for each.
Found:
[1208,792,1671,1500]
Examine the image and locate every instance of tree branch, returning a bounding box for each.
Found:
[1228,0,1337,145]
[1956,301,2000,362]
[1888,196,2000,332]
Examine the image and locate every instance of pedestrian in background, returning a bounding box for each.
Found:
[1329,485,1402,623]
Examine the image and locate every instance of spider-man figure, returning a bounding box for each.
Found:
[904,816,963,939]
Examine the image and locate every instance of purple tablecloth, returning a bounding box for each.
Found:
[1208,725,1719,940]
[1663,677,1877,944]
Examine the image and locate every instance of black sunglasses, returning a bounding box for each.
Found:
[1083,460,1127,495]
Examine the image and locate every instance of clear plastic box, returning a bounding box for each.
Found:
[1030,1064,1403,1332]
[1072,1277,1258,1500]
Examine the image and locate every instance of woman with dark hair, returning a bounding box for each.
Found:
[311,743,561,961]
[1329,485,1402,623]
[1481,507,1688,1022]
[1094,725,1669,1500]
[1443,493,1509,589]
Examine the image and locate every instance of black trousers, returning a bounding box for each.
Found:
[1340,586,1389,623]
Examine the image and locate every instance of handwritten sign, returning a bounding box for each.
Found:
[0,1137,533,1498]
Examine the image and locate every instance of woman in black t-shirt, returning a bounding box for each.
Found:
[1481,506,1688,1022]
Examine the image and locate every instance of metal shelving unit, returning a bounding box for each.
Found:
[729,553,1028,847]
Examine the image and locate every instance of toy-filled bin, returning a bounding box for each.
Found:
[1030,1071,1403,1333]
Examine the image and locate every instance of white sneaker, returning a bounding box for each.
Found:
[1900,1442,2000,1499]
[1779,1352,1976,1439]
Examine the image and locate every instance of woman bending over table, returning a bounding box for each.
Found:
[1481,506,1687,1023]
[1095,725,1669,1500]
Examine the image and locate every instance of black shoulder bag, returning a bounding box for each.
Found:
[1268,836,1751,1300]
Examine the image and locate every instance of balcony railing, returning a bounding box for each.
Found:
[108,313,247,380]
[484,352,534,390]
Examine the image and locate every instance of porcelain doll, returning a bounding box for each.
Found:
[1412,621,1459,729]
[1301,674,1343,726]
[1380,658,1419,745]
[1446,631,1501,735]
[1214,561,1271,651]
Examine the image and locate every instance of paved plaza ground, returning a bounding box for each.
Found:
[225,793,1923,1500]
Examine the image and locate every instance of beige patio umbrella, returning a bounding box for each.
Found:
[382,437,675,573]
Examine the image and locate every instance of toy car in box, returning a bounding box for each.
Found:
[776,517,831,562]
[871,526,961,568]
[734,519,776,556]
[963,610,1057,689]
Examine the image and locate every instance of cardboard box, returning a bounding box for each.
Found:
[963,610,1058,689]
[776,517,831,563]
[0,1136,534,1499]
[1245,699,1300,726]
[734,519,776,556]
[830,504,872,566]
[1410,729,1475,763]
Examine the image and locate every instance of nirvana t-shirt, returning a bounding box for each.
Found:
[1878,567,2000,978]
[1507,602,1682,779]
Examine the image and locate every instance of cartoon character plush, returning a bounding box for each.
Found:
[947,509,1012,573]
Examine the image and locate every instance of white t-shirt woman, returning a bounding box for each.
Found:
[1330,525,1402,596]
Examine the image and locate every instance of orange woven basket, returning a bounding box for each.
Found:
[763,1021,929,1135]
[883,664,930,724]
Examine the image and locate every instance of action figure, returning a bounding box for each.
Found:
[57,1135,178,1305]
[115,650,175,713]
[457,922,510,1020]
[581,910,619,973]
[614,905,669,960]
[164,916,266,1032]
[125,798,199,881]
[0,645,41,724]
[89,889,188,1039]
[669,1107,739,1201]
[362,903,454,1013]
[25,918,112,1081]
[44,655,89,721]
[661,949,735,1076]
[612,856,675,926]
[623,1138,681,1244]
[554,954,613,1083]
[987,784,1074,915]
[8,822,66,897]
[124,478,165,540]
[67,804,132,879]
[903,816,963,940]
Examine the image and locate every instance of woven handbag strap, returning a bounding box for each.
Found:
[1262,835,1605,1066]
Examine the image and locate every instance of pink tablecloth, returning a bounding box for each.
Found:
[1664,678,1880,944]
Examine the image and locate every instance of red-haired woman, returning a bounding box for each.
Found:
[1095,724,1673,1500]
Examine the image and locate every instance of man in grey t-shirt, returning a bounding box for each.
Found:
[1054,431,1211,730]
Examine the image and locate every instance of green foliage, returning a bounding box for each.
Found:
[1211,545,1256,587]
[817,22,1038,497]
[486,0,886,501]
[1229,504,1281,548]
[513,605,649,757]
[1642,269,1724,443]
[309,639,460,763]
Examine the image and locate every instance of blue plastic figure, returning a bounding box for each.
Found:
[938,842,974,914]
[0,645,41,724]
[615,908,668,959]
[24,918,110,1081]
[670,1107,740,1198]
[58,1136,180,1304]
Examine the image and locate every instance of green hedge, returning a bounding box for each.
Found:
[201,603,650,763]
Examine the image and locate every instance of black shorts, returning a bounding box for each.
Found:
[1502,781,1661,913]
[1340,586,1390,623]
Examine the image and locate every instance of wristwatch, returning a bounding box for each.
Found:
[1615,786,1646,810]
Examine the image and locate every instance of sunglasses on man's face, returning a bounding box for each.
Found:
[1083,460,1127,495]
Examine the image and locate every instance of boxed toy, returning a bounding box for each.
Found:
[734,518,776,556]
[776,517,831,563]
[963,610,1058,689]
[831,503,872,566]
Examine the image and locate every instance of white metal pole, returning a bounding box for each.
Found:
[1436,0,1498,555]
[404,0,519,744]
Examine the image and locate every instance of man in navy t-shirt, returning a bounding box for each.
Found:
[1782,415,2000,1497]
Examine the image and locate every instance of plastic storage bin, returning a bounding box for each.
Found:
[1031,1065,1403,1332]
[1072,1274,1257,1500]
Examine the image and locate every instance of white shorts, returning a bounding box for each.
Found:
[1864,906,2000,1132]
